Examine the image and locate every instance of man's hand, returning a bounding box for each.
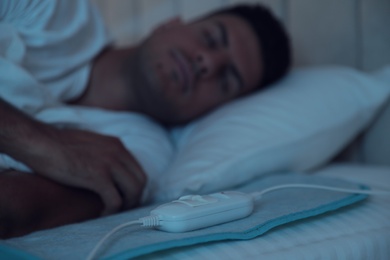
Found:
[0,98,146,216]
[25,127,147,215]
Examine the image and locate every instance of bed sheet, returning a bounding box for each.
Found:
[139,163,390,260]
[0,164,388,260]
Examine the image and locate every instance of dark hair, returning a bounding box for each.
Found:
[210,5,291,88]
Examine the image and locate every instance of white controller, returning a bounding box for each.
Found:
[150,191,255,232]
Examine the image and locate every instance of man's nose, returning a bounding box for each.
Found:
[195,49,227,79]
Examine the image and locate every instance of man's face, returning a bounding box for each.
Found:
[132,13,263,124]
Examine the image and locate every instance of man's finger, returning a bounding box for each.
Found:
[120,154,147,186]
[96,181,123,216]
[112,166,144,210]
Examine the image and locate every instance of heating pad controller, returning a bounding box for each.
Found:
[150,191,255,232]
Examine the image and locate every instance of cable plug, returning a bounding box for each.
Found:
[140,215,160,227]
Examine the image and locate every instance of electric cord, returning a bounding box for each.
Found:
[86,220,143,260]
[250,183,389,201]
[87,183,390,260]
[86,216,163,260]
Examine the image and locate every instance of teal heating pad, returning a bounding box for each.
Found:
[1,172,368,260]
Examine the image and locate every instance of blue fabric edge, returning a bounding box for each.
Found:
[105,187,368,260]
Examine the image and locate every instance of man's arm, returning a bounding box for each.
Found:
[0,97,147,215]
[0,170,102,239]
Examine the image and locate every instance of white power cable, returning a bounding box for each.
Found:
[86,220,143,260]
[250,183,389,201]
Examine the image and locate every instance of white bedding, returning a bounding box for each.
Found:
[139,164,390,260]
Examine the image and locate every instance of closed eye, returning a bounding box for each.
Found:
[216,21,228,47]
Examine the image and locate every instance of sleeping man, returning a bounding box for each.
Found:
[0,0,290,238]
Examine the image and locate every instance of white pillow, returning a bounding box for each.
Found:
[151,66,390,202]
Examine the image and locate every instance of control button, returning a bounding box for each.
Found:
[172,199,205,207]
[173,195,218,207]
[191,195,203,201]
[196,195,218,203]
[178,195,195,201]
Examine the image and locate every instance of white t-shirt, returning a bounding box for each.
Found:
[0,1,174,201]
[0,0,109,115]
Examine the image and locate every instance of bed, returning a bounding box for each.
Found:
[1,0,390,259]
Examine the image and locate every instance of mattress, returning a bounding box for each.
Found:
[140,163,390,260]
[1,163,389,260]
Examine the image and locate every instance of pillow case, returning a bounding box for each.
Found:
[151,66,390,202]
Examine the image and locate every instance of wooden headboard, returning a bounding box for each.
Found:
[92,0,390,72]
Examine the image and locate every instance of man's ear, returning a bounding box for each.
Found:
[154,17,183,32]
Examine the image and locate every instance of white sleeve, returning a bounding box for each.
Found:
[0,0,110,112]
[0,0,112,172]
